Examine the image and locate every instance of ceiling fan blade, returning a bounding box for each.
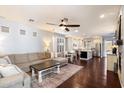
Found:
[46,23,58,26]
[65,27,70,31]
[65,24,80,27]
[59,24,64,27]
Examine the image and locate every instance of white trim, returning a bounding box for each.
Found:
[119,79,124,88]
[117,70,124,88]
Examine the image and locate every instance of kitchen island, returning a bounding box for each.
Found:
[80,50,92,60]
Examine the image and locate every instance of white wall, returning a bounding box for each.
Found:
[121,6,124,87]
[0,18,53,55]
[66,37,83,52]
[66,37,73,52]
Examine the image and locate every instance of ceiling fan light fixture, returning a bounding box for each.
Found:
[60,26,65,30]
[75,30,78,32]
[100,14,105,18]
[47,18,80,32]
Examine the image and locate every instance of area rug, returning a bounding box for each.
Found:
[31,63,83,88]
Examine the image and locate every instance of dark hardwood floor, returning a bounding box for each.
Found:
[58,57,121,88]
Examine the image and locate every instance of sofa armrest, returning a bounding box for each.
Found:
[0,73,24,88]
[0,72,31,88]
[53,57,68,62]
[52,57,68,66]
[23,73,31,88]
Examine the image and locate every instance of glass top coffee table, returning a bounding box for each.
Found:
[30,60,60,83]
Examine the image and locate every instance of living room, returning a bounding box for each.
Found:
[0,4,124,90]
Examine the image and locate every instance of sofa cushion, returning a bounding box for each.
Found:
[57,52,65,57]
[30,58,52,65]
[0,58,9,64]
[16,63,30,69]
[37,52,46,60]
[15,62,30,72]
[53,57,68,66]
[44,52,51,59]
[14,54,29,64]
[28,53,39,62]
[53,57,68,62]
[4,56,12,64]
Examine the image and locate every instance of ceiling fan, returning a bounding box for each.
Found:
[46,18,80,32]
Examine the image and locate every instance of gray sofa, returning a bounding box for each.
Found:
[8,52,52,72]
[0,52,68,88]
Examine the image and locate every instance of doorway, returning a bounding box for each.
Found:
[104,40,113,57]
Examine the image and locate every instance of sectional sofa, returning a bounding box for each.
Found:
[8,52,68,72]
[8,52,51,72]
[0,52,68,88]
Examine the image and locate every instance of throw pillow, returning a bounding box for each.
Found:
[0,65,20,77]
[0,58,9,64]
[3,56,12,64]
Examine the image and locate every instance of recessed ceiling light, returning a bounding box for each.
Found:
[100,14,105,18]
[75,30,78,32]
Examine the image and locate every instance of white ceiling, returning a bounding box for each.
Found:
[0,5,121,37]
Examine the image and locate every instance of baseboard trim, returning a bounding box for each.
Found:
[120,79,124,88]
[117,71,124,88]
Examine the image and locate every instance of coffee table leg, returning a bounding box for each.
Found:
[31,68,35,77]
[57,65,60,73]
[38,71,42,83]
